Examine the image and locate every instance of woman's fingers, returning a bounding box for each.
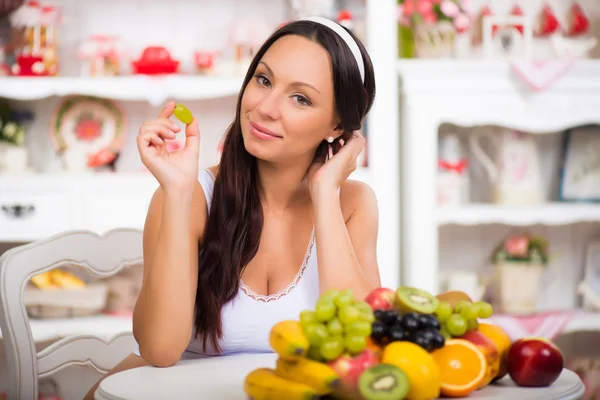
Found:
[157,101,176,119]
[140,123,177,141]
[137,131,164,149]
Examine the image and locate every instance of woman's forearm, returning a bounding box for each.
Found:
[133,190,197,363]
[313,188,373,300]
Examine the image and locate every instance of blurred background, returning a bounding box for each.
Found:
[0,0,600,398]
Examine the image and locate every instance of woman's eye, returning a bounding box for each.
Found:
[256,75,271,87]
[293,95,311,106]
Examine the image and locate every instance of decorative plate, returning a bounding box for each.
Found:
[50,96,125,169]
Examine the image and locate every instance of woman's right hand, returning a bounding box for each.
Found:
[137,101,201,192]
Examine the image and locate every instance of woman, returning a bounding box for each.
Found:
[85,16,379,399]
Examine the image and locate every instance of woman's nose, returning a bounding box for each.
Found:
[256,91,281,120]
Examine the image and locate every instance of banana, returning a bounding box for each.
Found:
[275,356,340,395]
[269,320,309,359]
[51,270,86,289]
[244,368,319,400]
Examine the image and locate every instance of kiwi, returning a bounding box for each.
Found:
[395,287,439,314]
[358,364,410,400]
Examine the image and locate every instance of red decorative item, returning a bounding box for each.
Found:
[438,159,469,174]
[87,147,117,168]
[13,54,48,76]
[509,4,525,35]
[534,3,561,37]
[131,46,179,75]
[193,51,218,74]
[564,2,590,37]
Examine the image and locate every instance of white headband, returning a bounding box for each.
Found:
[298,16,365,83]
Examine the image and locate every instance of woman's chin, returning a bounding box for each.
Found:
[243,140,277,162]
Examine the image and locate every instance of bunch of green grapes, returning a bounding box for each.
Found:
[299,289,375,362]
[433,300,493,338]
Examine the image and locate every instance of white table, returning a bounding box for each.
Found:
[95,352,586,400]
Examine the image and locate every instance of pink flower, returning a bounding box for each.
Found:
[504,235,529,258]
[454,13,470,33]
[402,0,415,16]
[440,0,460,17]
[417,0,434,16]
[461,0,474,16]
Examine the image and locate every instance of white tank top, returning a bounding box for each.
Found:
[133,169,321,360]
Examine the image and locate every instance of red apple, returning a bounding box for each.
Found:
[364,287,395,311]
[460,330,500,388]
[506,337,564,387]
[328,349,379,400]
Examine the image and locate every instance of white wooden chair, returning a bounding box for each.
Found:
[0,228,144,400]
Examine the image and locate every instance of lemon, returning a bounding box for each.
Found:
[382,341,441,400]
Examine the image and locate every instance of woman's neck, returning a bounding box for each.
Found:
[256,158,312,211]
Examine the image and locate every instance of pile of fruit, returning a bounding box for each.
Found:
[244,286,566,400]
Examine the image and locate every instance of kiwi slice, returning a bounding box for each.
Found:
[395,287,439,314]
[358,364,410,400]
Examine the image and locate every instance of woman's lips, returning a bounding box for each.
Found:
[249,121,282,140]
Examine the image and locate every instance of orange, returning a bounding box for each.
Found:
[477,323,512,381]
[431,339,487,398]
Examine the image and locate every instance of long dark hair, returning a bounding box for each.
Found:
[194,19,376,353]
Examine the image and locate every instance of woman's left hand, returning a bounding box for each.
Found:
[307,131,366,198]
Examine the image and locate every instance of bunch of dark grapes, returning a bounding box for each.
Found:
[371,310,446,352]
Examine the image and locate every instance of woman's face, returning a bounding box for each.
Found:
[240,34,341,164]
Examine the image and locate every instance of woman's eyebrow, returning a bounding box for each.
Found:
[259,61,321,94]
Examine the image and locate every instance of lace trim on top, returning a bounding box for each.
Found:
[240,228,315,303]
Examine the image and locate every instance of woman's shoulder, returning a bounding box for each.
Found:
[339,179,378,223]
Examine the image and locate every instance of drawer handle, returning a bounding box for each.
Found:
[1,204,36,219]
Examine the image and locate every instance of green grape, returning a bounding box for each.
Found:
[307,345,324,361]
[467,318,479,332]
[334,291,354,309]
[446,314,468,337]
[173,104,193,125]
[300,310,316,327]
[354,301,375,323]
[460,304,480,320]
[434,301,453,322]
[304,323,329,346]
[344,335,367,355]
[440,326,451,340]
[360,311,375,323]
[354,301,372,315]
[315,299,336,322]
[320,337,344,361]
[345,321,372,337]
[321,289,341,302]
[475,301,493,318]
[454,300,472,314]
[327,318,344,337]
[338,305,361,325]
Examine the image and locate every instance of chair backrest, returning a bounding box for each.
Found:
[0,228,144,400]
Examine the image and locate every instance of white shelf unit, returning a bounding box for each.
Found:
[0,76,244,106]
[397,60,600,303]
[438,203,600,227]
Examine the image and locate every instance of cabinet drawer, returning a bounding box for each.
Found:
[81,188,156,234]
[0,191,73,242]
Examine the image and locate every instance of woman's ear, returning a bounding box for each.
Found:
[325,122,344,142]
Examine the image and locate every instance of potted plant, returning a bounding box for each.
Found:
[0,100,33,173]
[491,233,549,315]
[397,0,472,58]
